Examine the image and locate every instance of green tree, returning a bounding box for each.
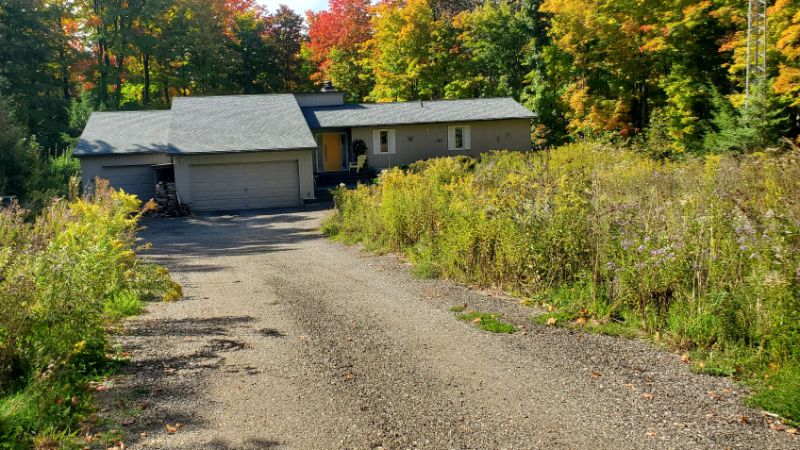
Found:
[0,99,41,199]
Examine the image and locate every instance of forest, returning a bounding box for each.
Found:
[1,0,799,203]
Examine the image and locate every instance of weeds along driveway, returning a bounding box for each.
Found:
[104,206,796,449]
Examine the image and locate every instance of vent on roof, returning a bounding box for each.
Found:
[321,80,335,92]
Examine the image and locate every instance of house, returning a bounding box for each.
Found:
[74,90,535,212]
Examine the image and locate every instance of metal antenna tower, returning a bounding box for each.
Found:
[745,0,768,108]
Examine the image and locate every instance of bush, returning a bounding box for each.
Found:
[324,143,800,421]
[0,180,180,446]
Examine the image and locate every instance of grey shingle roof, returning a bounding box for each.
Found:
[167,94,317,154]
[73,111,170,156]
[302,97,535,129]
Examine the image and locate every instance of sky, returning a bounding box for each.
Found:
[256,0,329,15]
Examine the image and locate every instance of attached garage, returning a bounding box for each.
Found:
[76,95,322,212]
[74,111,171,201]
[102,165,156,200]
[188,161,300,211]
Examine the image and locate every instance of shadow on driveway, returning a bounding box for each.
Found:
[138,204,333,262]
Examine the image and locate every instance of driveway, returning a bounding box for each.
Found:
[106,207,796,449]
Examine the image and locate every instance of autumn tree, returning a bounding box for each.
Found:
[367,0,444,101]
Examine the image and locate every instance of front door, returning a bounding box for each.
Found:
[323,133,342,172]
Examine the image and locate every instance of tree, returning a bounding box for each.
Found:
[367,0,443,101]
[450,1,532,99]
[0,0,71,151]
[704,81,788,153]
[0,99,41,199]
[306,0,372,82]
[268,5,309,92]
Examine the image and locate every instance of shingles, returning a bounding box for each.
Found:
[73,111,170,156]
[74,95,535,156]
[302,97,535,129]
[167,94,317,154]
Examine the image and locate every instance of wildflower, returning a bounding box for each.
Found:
[637,245,645,252]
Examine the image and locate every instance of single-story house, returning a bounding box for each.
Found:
[74,90,535,211]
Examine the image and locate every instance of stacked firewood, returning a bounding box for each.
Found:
[153,181,190,216]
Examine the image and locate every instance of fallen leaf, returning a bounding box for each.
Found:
[641,393,654,400]
[546,317,557,326]
[472,317,482,324]
[645,431,657,437]
[575,317,587,326]
[546,304,555,312]
[786,428,797,435]
[623,383,635,389]
[680,354,690,363]
[165,423,182,433]
[591,370,602,378]
[739,415,750,424]
[770,423,785,432]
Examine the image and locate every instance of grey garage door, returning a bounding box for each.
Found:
[102,165,155,201]
[189,161,300,211]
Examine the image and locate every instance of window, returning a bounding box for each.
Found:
[380,130,389,153]
[448,125,471,150]
[372,129,396,154]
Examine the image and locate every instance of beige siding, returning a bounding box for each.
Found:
[350,119,531,169]
[78,153,171,196]
[173,150,315,206]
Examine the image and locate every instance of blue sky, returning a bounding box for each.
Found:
[256,0,329,15]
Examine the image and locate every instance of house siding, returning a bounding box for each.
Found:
[78,153,172,193]
[350,118,531,169]
[173,150,315,205]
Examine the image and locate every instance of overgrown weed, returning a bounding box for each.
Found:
[324,143,800,421]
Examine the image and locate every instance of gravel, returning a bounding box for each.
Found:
[97,206,798,449]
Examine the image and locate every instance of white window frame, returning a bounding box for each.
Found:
[448,125,471,151]
[372,129,396,155]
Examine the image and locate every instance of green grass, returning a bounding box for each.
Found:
[449,304,467,313]
[457,312,516,334]
[747,364,800,426]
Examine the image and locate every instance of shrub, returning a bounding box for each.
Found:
[0,180,180,446]
[324,143,800,421]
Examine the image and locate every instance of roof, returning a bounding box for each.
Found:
[167,94,317,154]
[73,111,169,156]
[302,97,535,129]
[74,95,535,156]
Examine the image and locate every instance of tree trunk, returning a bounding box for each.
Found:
[143,52,150,106]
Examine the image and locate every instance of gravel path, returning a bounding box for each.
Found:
[99,206,797,449]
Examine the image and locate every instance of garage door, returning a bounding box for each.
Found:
[189,161,300,211]
[102,165,155,201]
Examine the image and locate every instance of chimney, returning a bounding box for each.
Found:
[321,80,335,92]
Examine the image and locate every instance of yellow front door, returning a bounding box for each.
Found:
[323,133,341,172]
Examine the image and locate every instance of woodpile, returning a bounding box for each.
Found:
[153,182,190,216]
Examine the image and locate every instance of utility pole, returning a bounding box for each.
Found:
[745,0,768,109]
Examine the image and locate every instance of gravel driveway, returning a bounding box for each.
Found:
[102,206,796,449]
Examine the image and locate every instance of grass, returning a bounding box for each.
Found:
[457,312,517,334]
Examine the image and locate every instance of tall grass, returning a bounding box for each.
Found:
[324,143,800,421]
[0,180,180,447]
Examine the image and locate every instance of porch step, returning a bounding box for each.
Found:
[315,169,377,188]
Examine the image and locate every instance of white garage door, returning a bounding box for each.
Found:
[189,161,300,211]
[103,165,155,201]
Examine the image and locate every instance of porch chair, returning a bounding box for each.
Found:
[349,154,367,173]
